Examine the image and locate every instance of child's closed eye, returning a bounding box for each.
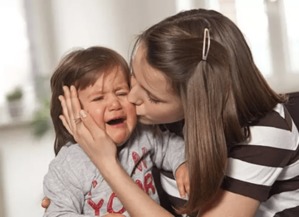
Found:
[116,91,129,97]
[92,96,104,101]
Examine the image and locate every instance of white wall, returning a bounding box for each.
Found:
[48,0,178,65]
[0,123,54,217]
[28,0,299,94]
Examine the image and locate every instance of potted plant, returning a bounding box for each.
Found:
[31,99,52,137]
[6,86,23,118]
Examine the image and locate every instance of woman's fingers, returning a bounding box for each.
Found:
[79,110,106,140]
[73,117,94,150]
[70,85,82,121]
[63,86,77,130]
[60,85,84,136]
[60,87,73,128]
[59,115,73,135]
[59,95,71,129]
[78,110,116,162]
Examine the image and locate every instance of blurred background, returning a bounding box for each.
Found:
[0,0,298,216]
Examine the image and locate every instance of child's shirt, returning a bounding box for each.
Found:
[43,124,185,217]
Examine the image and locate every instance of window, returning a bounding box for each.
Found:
[0,0,35,124]
[283,0,299,74]
[180,0,299,92]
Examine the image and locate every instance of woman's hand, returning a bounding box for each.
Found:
[58,86,172,217]
[58,85,117,167]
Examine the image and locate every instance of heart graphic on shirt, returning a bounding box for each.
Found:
[92,180,97,188]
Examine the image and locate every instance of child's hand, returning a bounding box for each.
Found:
[175,162,189,199]
[41,197,50,209]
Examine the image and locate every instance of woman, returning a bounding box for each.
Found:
[48,9,299,217]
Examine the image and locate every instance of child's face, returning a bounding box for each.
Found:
[78,67,137,146]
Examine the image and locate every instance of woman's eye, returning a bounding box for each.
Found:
[148,96,160,104]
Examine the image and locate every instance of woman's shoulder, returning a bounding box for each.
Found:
[253,103,294,130]
[248,103,298,150]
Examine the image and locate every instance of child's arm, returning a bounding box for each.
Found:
[150,128,188,197]
[43,146,91,217]
[144,126,188,215]
[44,174,85,217]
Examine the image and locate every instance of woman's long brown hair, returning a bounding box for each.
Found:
[132,9,286,214]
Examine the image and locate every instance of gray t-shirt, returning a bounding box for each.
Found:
[43,124,185,217]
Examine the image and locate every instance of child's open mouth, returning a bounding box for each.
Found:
[107,118,125,125]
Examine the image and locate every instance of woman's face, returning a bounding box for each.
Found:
[128,43,184,125]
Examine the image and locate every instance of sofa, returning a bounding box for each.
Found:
[286,91,299,130]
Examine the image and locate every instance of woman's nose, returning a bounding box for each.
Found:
[128,86,143,106]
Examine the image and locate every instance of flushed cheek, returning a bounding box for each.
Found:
[126,107,137,130]
[89,108,105,127]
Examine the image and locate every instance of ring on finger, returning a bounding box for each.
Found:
[74,117,81,125]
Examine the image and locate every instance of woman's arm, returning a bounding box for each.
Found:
[59,86,173,217]
[97,153,173,217]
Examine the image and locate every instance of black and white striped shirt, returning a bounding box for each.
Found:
[223,103,299,216]
[160,103,299,216]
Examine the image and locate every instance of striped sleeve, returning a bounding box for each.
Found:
[222,104,299,203]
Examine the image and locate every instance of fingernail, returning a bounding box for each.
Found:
[182,194,189,200]
[80,110,86,118]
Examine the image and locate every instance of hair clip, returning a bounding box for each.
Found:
[202,28,210,61]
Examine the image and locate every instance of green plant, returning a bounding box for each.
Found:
[31,99,52,137]
[6,87,23,102]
